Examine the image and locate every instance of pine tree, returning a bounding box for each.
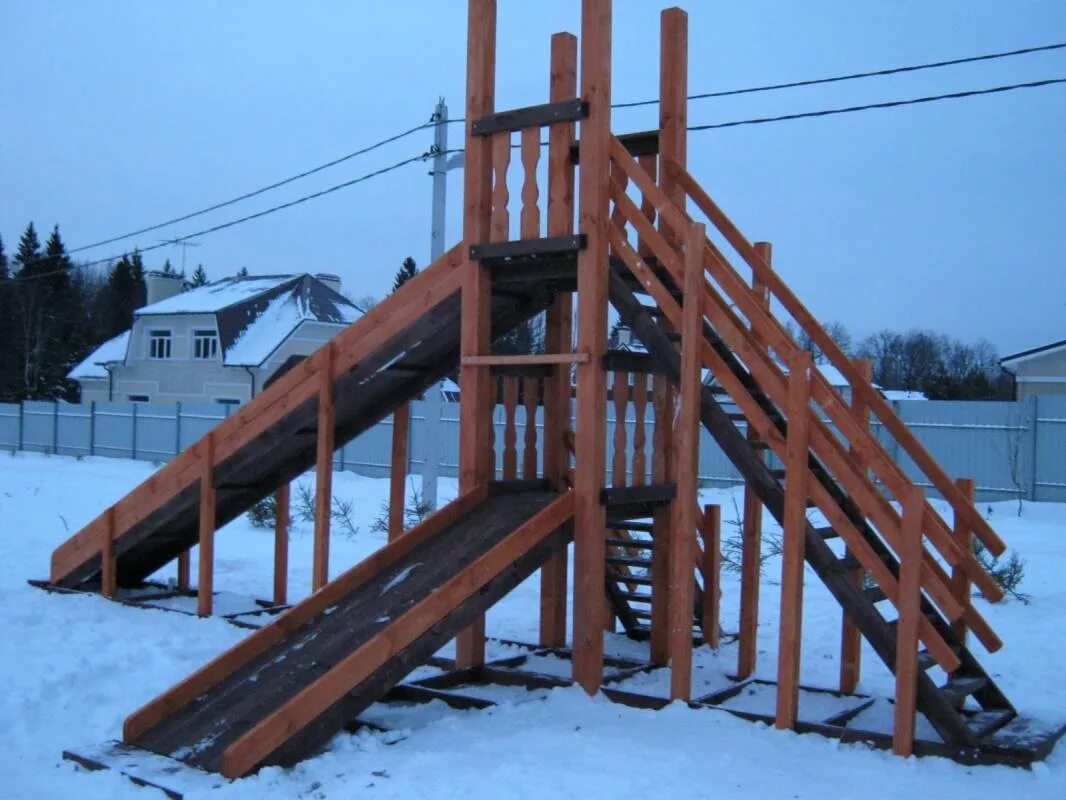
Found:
[0,235,14,401]
[190,264,208,286]
[95,256,140,340]
[129,249,147,309]
[392,257,417,292]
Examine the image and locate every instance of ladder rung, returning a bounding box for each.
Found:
[606,537,653,550]
[836,553,862,572]
[917,649,937,671]
[941,675,988,705]
[966,709,1015,740]
[607,556,654,569]
[863,585,887,604]
[608,572,653,586]
[607,520,655,532]
[615,590,653,603]
[815,526,838,540]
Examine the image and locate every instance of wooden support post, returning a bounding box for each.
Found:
[669,221,703,701]
[101,506,117,599]
[456,0,497,670]
[951,477,976,645]
[701,503,721,649]
[388,402,411,542]
[313,344,335,591]
[539,31,576,649]
[737,243,771,679]
[840,357,872,693]
[775,349,812,730]
[893,484,926,756]
[197,435,216,617]
[176,550,190,592]
[572,0,612,694]
[273,482,290,606]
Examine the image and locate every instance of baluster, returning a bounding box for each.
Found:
[502,375,519,479]
[632,374,648,485]
[491,132,511,242]
[612,371,629,486]
[521,128,541,238]
[523,376,539,479]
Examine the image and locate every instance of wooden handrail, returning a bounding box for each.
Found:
[669,159,1004,558]
[607,140,1004,592]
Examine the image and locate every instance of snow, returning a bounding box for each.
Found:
[883,389,930,401]
[1,451,1064,798]
[224,294,320,366]
[134,276,294,315]
[67,331,131,380]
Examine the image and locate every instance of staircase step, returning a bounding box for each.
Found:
[616,591,653,603]
[837,552,862,572]
[630,610,653,620]
[966,708,1016,740]
[606,520,655,533]
[608,572,653,586]
[863,585,887,604]
[606,537,653,550]
[469,235,586,266]
[917,649,937,671]
[815,526,838,541]
[726,412,747,422]
[940,675,988,706]
[607,556,654,569]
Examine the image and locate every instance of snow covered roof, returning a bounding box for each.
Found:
[1000,339,1066,368]
[881,389,928,401]
[68,331,130,380]
[134,275,295,315]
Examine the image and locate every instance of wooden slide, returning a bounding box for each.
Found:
[49,243,557,591]
[122,485,574,778]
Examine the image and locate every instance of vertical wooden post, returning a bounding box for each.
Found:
[522,377,539,479]
[273,482,290,606]
[775,349,811,730]
[701,503,721,649]
[840,357,872,693]
[737,242,771,679]
[176,550,190,592]
[388,402,410,542]
[456,0,497,670]
[313,344,335,591]
[669,221,703,701]
[197,434,216,617]
[502,377,519,479]
[658,7,688,222]
[101,506,117,599]
[572,0,612,695]
[951,477,975,645]
[539,31,577,649]
[649,374,673,665]
[893,484,926,756]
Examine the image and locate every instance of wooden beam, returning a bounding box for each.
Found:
[462,353,589,367]
[893,484,926,756]
[950,477,975,645]
[539,30,577,649]
[775,349,812,730]
[101,506,116,599]
[273,483,289,606]
[572,0,612,695]
[701,503,721,649]
[649,374,672,665]
[219,492,575,779]
[840,357,872,693]
[658,6,687,237]
[388,402,411,542]
[197,435,216,617]
[737,244,771,679]
[471,98,587,136]
[669,221,702,702]
[313,344,335,591]
[456,0,497,670]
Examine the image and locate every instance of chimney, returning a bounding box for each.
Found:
[145,271,184,306]
[315,273,342,294]
[617,326,631,346]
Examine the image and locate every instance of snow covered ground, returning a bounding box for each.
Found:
[1,450,1064,799]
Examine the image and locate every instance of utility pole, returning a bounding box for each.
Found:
[421,98,455,512]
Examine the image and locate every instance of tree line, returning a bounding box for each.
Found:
[0,222,210,403]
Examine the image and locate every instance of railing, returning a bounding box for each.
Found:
[605,135,1006,673]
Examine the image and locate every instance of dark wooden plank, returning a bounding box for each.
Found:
[472,98,587,136]
[600,483,676,507]
[469,234,586,263]
[570,128,660,164]
[603,350,668,374]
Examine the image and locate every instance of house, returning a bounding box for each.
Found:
[1000,339,1066,400]
[68,270,361,405]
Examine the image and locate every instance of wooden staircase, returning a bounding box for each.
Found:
[603,135,1017,749]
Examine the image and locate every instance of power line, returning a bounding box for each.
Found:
[11,152,432,283]
[615,41,1066,109]
[686,77,1066,131]
[66,119,437,255]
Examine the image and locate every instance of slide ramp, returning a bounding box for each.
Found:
[121,486,574,778]
[50,244,556,590]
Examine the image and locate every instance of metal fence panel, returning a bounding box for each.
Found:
[1034,395,1066,502]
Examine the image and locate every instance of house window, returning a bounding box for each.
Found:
[194,330,219,360]
[127,394,149,403]
[148,330,172,359]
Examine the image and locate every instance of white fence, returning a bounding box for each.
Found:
[1,395,1063,503]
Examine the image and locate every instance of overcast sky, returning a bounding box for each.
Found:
[2,1,1064,356]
